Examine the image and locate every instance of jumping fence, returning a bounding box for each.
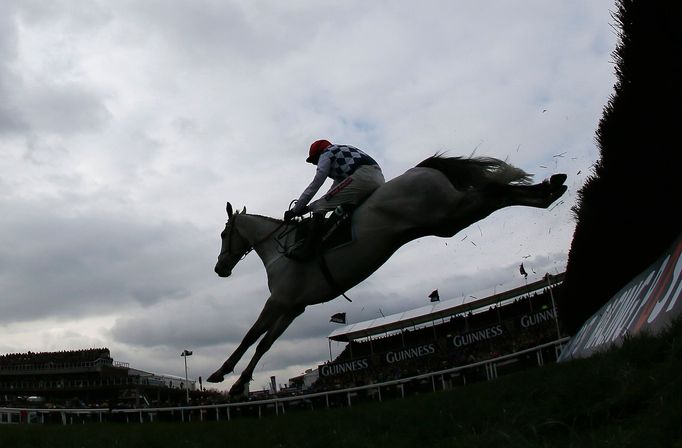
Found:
[0,337,569,425]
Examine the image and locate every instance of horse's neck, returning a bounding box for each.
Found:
[238,214,284,266]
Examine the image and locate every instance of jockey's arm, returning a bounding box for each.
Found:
[292,152,332,215]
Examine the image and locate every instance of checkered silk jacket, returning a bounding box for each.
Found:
[324,145,379,181]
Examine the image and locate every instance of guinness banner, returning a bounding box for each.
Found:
[452,324,504,348]
[385,343,436,364]
[559,233,682,361]
[318,343,439,377]
[319,358,370,377]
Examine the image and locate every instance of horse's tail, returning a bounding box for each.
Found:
[416,154,532,189]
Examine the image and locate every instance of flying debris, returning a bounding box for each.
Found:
[519,263,528,278]
[548,200,564,211]
[472,140,484,155]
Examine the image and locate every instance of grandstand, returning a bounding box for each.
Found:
[0,348,196,409]
[294,273,565,391]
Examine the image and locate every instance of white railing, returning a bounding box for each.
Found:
[0,338,569,425]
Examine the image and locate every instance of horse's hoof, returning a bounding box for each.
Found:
[206,371,224,383]
[228,382,247,399]
[547,185,568,204]
[549,173,567,186]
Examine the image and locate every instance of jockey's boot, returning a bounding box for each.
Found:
[290,213,325,261]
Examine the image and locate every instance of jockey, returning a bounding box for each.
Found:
[284,139,385,260]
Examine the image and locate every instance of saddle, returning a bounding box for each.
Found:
[286,204,357,260]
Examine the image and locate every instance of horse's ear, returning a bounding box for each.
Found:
[226,202,233,219]
[242,206,246,214]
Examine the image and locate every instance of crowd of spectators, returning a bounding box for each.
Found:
[313,286,563,391]
[0,349,113,371]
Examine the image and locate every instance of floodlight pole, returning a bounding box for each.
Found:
[181,350,192,405]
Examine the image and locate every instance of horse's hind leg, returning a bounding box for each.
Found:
[207,298,282,383]
[228,308,304,397]
[490,174,567,209]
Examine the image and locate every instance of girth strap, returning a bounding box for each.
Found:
[318,255,352,302]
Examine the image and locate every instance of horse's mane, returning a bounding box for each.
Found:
[416,154,532,189]
[246,213,284,224]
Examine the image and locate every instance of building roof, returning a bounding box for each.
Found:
[328,272,564,342]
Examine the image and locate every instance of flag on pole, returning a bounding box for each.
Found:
[429,289,440,302]
[181,350,193,356]
[330,312,346,324]
[519,263,528,278]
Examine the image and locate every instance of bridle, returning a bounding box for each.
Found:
[221,212,286,260]
[221,214,248,260]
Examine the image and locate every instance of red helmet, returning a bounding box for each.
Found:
[307,139,332,163]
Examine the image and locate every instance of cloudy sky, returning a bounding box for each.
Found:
[0,0,618,392]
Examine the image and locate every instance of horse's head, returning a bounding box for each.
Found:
[215,202,251,278]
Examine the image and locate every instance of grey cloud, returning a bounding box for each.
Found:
[120,1,272,66]
[21,83,112,135]
[0,102,26,135]
[13,0,112,30]
[0,77,111,140]
[0,198,213,324]
[0,3,112,137]
[110,300,254,348]
[0,6,24,134]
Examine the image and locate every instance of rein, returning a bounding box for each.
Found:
[252,220,287,249]
[226,213,286,259]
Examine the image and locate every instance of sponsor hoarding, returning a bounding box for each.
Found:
[559,232,682,361]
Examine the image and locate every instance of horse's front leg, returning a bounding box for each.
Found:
[228,308,304,397]
[207,298,281,383]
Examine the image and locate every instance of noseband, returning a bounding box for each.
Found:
[221,213,252,260]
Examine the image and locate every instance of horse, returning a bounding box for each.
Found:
[207,155,567,396]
